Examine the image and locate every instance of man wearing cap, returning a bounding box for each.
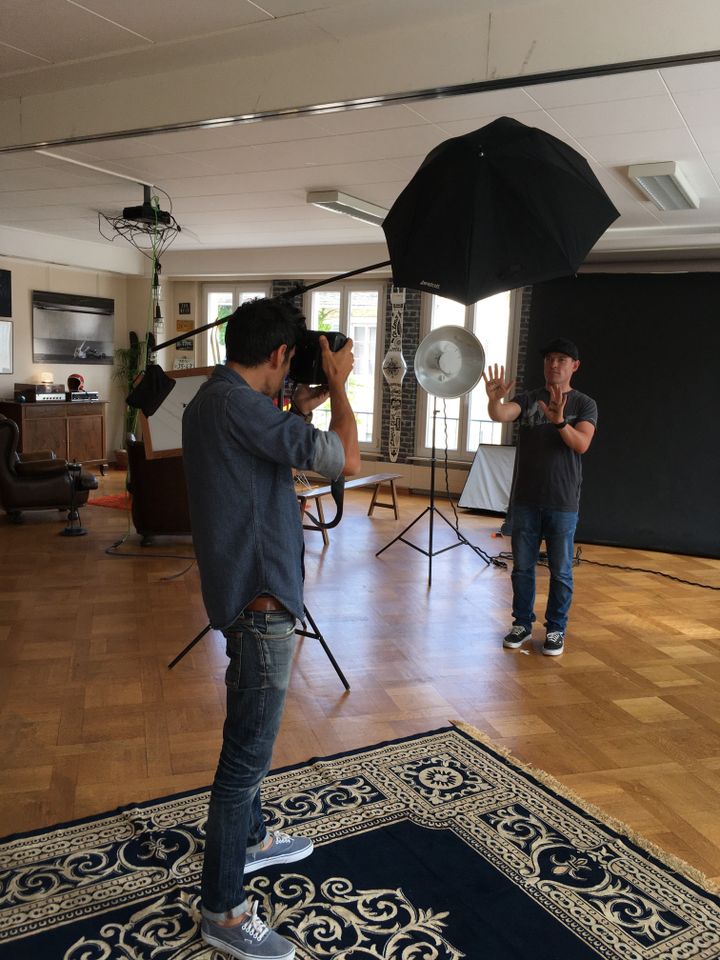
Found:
[483,338,597,656]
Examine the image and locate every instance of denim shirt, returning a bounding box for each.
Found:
[182,364,344,629]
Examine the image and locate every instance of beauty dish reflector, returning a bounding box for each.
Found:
[414,325,485,399]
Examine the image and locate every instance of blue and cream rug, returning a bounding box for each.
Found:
[1,725,719,958]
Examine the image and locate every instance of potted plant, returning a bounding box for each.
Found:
[112,331,144,468]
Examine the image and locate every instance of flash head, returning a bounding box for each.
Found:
[289,330,347,385]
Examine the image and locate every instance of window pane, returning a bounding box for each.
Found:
[466,291,511,450]
[348,290,378,443]
[310,291,341,331]
[423,296,467,451]
[431,296,465,329]
[207,292,234,364]
[308,288,379,445]
[425,396,460,448]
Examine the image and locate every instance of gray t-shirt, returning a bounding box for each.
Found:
[182,364,344,628]
[510,387,598,512]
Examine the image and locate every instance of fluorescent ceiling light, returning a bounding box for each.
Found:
[307,190,387,226]
[627,161,699,211]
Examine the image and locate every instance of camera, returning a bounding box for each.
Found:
[289,330,347,385]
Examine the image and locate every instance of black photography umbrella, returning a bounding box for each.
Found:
[382,115,620,305]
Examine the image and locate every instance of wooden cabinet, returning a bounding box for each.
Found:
[0,400,108,466]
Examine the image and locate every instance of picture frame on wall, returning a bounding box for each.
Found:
[0,270,10,317]
[0,320,12,374]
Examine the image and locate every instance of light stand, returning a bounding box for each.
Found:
[376,404,490,585]
[167,605,349,690]
[60,463,88,537]
[376,325,502,585]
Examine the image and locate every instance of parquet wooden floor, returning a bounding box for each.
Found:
[1,469,719,884]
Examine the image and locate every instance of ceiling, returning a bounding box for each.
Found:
[2,0,720,265]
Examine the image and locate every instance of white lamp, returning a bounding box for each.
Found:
[40,371,53,385]
[627,162,699,211]
[306,190,387,226]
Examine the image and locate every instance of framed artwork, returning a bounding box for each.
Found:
[0,270,10,317]
[32,290,114,364]
[0,320,12,374]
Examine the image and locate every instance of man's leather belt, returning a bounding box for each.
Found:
[244,595,287,612]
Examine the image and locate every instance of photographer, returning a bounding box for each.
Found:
[182,297,359,960]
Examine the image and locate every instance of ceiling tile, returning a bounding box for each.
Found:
[73,0,270,42]
[0,0,148,62]
[549,96,685,139]
[530,70,665,108]
[660,59,720,93]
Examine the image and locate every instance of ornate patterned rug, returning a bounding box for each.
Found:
[1,724,719,959]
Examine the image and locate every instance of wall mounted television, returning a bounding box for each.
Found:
[32,290,114,365]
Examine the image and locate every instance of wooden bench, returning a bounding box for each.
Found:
[298,472,401,545]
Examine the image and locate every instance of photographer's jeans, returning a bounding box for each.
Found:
[201,609,296,921]
[510,505,578,634]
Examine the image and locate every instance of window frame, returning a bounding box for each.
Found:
[415,289,521,460]
[303,279,385,452]
[199,282,272,367]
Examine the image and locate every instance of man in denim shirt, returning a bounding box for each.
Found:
[484,338,597,659]
[183,297,359,960]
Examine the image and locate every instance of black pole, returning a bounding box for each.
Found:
[152,260,391,352]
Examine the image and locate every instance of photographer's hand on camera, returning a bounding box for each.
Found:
[320,335,361,476]
[291,384,329,420]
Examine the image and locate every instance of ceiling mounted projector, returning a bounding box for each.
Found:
[414,325,486,398]
[122,201,172,225]
[122,184,172,224]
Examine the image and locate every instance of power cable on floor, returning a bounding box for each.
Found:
[492,544,720,590]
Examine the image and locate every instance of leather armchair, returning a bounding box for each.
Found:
[0,414,98,523]
[126,439,191,544]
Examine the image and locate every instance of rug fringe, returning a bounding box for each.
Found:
[450,719,720,896]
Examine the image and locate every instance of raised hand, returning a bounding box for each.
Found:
[538,383,567,424]
[482,363,515,401]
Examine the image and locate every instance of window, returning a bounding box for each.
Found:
[417,290,517,458]
[304,282,383,448]
[201,283,271,365]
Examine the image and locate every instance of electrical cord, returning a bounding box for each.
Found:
[106,533,196,580]
[439,401,507,569]
[492,543,720,590]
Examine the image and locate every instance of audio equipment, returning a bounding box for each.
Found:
[67,391,100,402]
[14,383,66,402]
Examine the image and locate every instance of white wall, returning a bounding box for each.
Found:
[0,254,132,456]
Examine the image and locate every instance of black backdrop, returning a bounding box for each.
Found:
[527,272,720,558]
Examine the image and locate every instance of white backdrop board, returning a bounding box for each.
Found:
[140,367,212,459]
[458,444,516,512]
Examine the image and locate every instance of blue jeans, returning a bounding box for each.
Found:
[201,609,296,920]
[510,504,578,634]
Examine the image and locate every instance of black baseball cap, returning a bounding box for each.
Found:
[540,337,579,360]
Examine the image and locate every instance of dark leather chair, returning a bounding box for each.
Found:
[126,439,191,544]
[0,414,98,523]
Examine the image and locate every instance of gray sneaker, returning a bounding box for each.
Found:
[201,902,294,960]
[245,830,313,874]
[503,625,531,649]
[543,631,565,656]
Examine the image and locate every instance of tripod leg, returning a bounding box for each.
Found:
[168,624,212,669]
[375,506,431,556]
[297,605,350,691]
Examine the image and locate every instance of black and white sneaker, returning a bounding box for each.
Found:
[503,625,531,649]
[543,631,565,656]
[201,902,295,960]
